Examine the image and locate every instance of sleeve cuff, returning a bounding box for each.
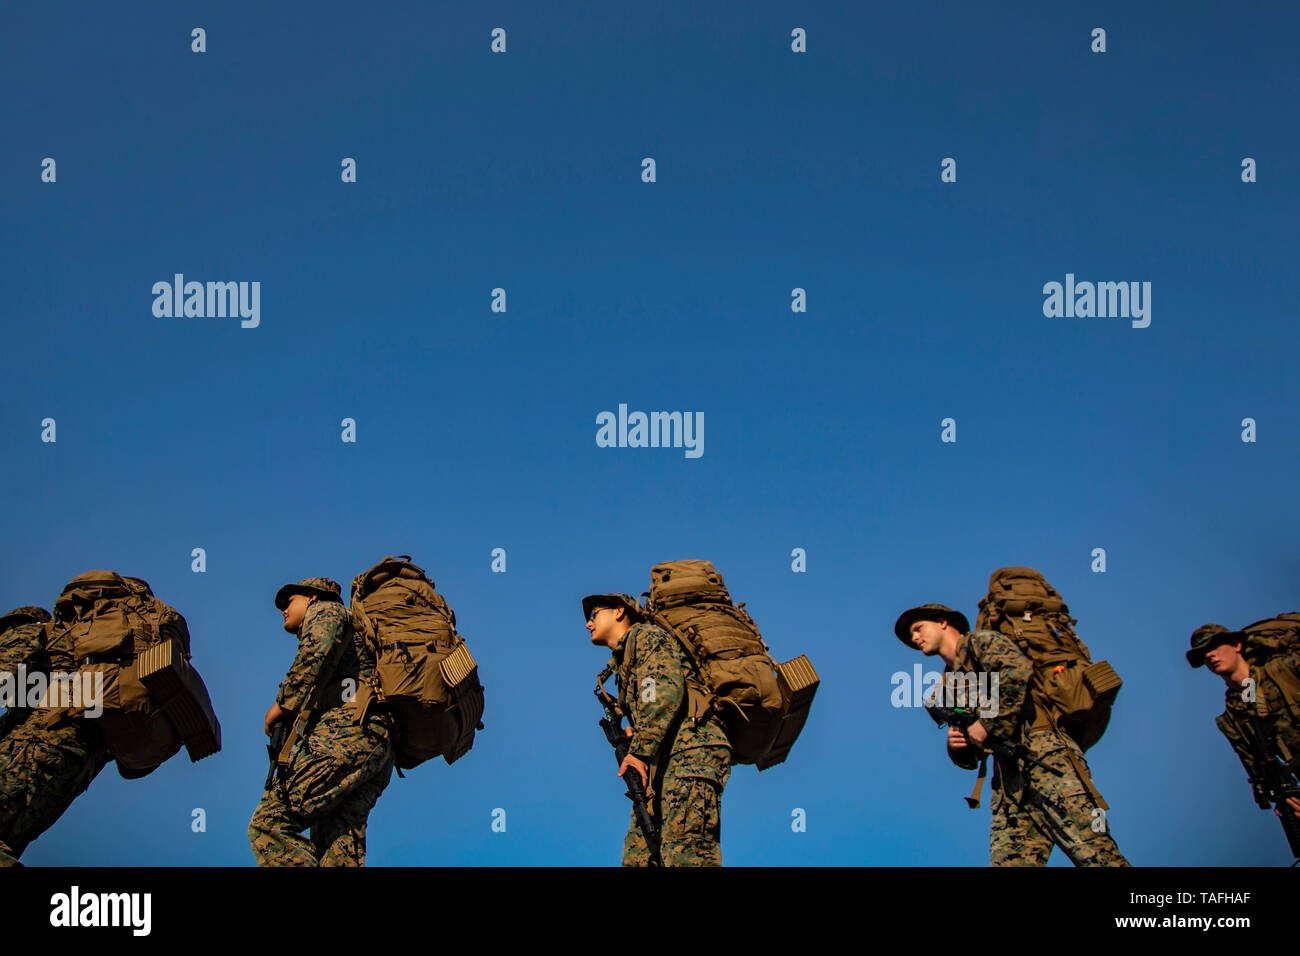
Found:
[276,684,303,713]
[629,736,660,762]
[982,718,1017,744]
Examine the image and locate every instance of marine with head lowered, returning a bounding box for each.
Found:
[895,593,1129,867]
[249,576,394,866]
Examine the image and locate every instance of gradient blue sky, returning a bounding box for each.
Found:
[2,2,1298,865]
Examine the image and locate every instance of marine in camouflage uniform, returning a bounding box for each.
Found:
[896,603,1129,867]
[0,607,112,866]
[248,577,395,866]
[585,593,731,867]
[1188,624,1300,821]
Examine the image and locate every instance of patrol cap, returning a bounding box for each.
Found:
[1186,623,1244,668]
[0,605,52,633]
[894,603,970,646]
[274,577,344,611]
[581,593,642,623]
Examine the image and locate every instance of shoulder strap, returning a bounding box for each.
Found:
[638,618,715,721]
[615,627,640,712]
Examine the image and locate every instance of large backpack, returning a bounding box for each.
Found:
[350,556,484,770]
[974,566,1121,752]
[639,559,818,770]
[49,571,221,774]
[1238,613,1300,666]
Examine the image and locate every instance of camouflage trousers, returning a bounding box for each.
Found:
[249,708,394,867]
[989,732,1129,867]
[623,743,731,867]
[0,714,111,865]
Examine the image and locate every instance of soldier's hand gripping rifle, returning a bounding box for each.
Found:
[265,719,289,791]
[595,679,661,866]
[1247,713,1300,864]
[926,702,1064,779]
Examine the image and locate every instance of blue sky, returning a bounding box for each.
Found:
[1,1,1298,865]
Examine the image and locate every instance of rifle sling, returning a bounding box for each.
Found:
[277,620,354,769]
[966,752,989,809]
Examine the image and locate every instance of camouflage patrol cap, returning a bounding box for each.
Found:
[1186,623,1244,668]
[894,603,970,646]
[581,593,642,623]
[0,606,52,634]
[274,577,344,611]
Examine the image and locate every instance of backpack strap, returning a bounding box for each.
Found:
[349,594,389,721]
[614,627,640,717]
[642,614,715,723]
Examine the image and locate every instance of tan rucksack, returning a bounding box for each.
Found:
[640,559,818,770]
[975,566,1121,751]
[1238,613,1300,666]
[48,571,221,774]
[350,556,484,770]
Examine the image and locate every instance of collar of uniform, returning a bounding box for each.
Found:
[950,630,975,670]
[298,597,341,632]
[1223,662,1262,711]
[611,621,651,662]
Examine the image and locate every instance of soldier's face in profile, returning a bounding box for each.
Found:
[1202,640,1243,674]
[586,606,621,647]
[282,593,315,634]
[910,619,945,655]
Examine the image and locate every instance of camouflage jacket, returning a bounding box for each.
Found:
[0,622,49,676]
[1216,653,1300,787]
[610,622,730,765]
[0,622,50,733]
[276,600,376,718]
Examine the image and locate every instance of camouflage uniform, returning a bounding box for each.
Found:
[0,608,112,866]
[249,592,394,866]
[1216,653,1300,798]
[609,621,731,867]
[948,630,1129,867]
[0,608,51,738]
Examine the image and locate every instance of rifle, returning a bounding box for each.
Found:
[595,679,661,865]
[1247,713,1300,864]
[926,702,1064,779]
[265,719,289,790]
